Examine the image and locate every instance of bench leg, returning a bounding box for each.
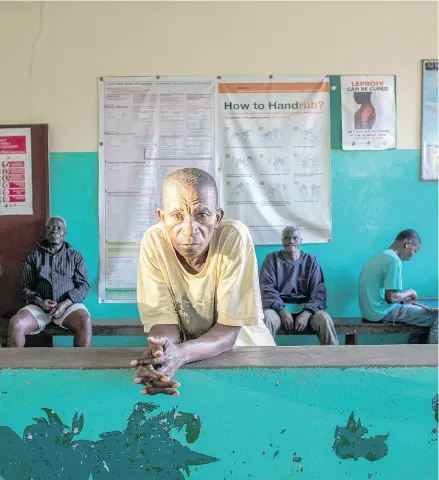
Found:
[25,333,54,348]
[0,334,53,348]
[345,333,358,345]
[408,333,429,344]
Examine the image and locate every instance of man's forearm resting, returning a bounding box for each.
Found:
[385,289,415,304]
[149,324,181,344]
[179,323,240,365]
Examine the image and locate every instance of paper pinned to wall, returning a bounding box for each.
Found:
[98,77,217,302]
[421,60,438,181]
[0,128,33,216]
[341,75,396,151]
[216,76,331,245]
[99,75,332,302]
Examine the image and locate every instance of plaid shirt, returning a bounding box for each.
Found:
[21,241,90,304]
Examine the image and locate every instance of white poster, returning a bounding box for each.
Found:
[421,60,438,181]
[341,75,396,150]
[0,128,33,216]
[217,76,331,245]
[99,77,216,302]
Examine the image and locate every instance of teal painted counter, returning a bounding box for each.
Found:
[0,346,437,479]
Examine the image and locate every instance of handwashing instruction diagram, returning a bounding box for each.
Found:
[218,77,331,244]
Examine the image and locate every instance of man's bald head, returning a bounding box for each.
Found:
[162,168,218,208]
[281,226,302,257]
[158,168,224,261]
[282,226,301,239]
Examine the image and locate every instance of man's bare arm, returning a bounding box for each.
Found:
[148,324,181,345]
[179,323,240,365]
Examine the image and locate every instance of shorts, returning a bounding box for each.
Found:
[19,303,89,335]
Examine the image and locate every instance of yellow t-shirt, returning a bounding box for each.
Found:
[137,218,275,346]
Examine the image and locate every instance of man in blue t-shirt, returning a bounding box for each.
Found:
[259,226,338,345]
[359,229,437,344]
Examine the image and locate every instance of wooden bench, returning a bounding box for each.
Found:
[0,318,145,347]
[0,317,429,347]
[279,318,429,345]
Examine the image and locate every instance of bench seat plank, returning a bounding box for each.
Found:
[0,316,428,340]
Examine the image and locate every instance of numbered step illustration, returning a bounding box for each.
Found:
[225,126,284,148]
[227,155,254,173]
[294,155,322,171]
[227,181,254,201]
[225,153,288,174]
[259,181,288,201]
[291,182,321,200]
[291,126,321,147]
[265,155,286,172]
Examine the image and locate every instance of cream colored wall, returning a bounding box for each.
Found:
[0,1,437,151]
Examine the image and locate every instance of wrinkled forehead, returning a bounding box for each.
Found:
[163,182,216,210]
[282,227,301,238]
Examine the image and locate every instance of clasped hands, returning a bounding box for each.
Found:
[35,298,72,319]
[279,309,312,333]
[131,336,185,396]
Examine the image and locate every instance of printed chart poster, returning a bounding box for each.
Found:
[99,77,216,302]
[341,75,396,150]
[0,128,33,215]
[217,76,331,245]
[421,60,438,181]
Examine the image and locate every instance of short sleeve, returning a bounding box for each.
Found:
[216,227,263,327]
[137,233,179,333]
[383,257,402,291]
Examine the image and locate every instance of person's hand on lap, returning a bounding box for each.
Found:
[51,299,73,319]
[35,298,57,313]
[295,310,312,332]
[279,310,295,332]
[404,289,418,304]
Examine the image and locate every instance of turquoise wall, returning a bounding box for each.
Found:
[49,74,438,346]
[0,367,437,479]
[50,150,438,327]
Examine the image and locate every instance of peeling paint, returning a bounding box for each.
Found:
[333,412,389,462]
[0,403,217,479]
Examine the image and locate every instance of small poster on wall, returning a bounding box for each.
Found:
[421,60,438,181]
[341,75,396,150]
[0,128,33,215]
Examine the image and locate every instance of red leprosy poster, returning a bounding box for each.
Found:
[0,128,33,215]
[341,75,396,151]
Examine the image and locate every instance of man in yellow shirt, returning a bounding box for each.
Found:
[131,168,274,396]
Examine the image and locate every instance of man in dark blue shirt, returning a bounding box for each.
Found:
[7,217,91,347]
[259,226,338,345]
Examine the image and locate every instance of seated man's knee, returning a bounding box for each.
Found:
[8,313,35,335]
[65,311,91,333]
[7,312,39,347]
[63,310,92,347]
[8,315,23,335]
[263,309,281,326]
[312,310,332,326]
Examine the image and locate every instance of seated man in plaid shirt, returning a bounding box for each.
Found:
[7,216,91,347]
